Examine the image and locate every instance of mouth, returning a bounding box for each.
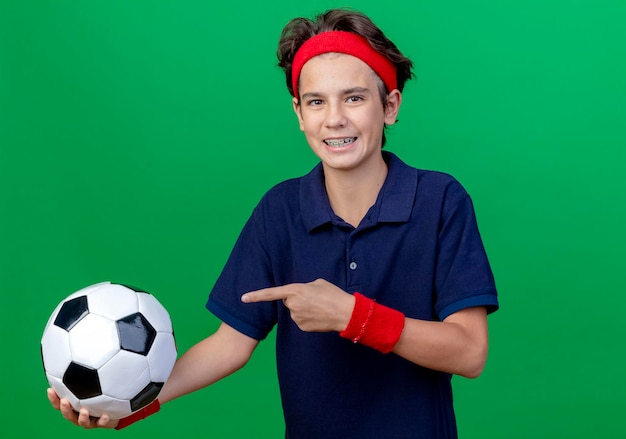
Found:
[323,137,357,148]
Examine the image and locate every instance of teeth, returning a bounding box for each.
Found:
[324,137,356,147]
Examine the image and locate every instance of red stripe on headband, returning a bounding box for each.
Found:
[291,31,397,97]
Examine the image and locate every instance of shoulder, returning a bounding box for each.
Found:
[251,173,310,224]
[386,153,473,220]
[257,162,324,210]
[386,152,467,195]
[393,156,469,201]
[263,177,302,199]
[255,176,306,215]
[417,169,469,199]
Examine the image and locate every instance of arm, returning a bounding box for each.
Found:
[49,322,258,429]
[392,306,488,378]
[159,322,258,403]
[243,279,489,378]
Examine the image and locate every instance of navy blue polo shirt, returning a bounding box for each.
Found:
[207,152,498,439]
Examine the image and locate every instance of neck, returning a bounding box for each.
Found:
[323,154,388,227]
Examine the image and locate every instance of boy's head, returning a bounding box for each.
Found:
[277,9,414,100]
[277,9,414,148]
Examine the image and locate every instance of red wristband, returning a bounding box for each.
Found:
[115,399,161,430]
[340,293,405,354]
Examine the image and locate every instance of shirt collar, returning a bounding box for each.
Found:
[300,152,418,232]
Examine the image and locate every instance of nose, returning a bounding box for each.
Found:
[324,102,347,128]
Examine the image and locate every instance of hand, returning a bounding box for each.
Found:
[47,388,119,429]
[241,279,355,332]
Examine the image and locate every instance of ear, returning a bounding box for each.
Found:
[292,97,305,131]
[383,89,402,126]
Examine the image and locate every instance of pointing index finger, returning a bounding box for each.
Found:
[241,286,288,303]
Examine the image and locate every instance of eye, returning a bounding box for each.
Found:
[307,99,324,106]
[347,95,364,103]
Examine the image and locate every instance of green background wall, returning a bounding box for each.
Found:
[1,0,624,437]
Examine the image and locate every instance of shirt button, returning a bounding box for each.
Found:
[349,262,357,270]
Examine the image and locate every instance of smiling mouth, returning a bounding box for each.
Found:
[323,137,357,147]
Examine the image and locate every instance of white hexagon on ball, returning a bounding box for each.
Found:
[87,283,139,321]
[137,292,173,333]
[41,325,72,378]
[68,314,119,369]
[99,350,151,400]
[147,332,177,382]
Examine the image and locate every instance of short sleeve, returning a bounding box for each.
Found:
[206,201,278,340]
[434,181,499,320]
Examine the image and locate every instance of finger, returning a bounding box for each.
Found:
[97,413,114,428]
[59,398,79,425]
[47,388,61,410]
[77,408,96,429]
[241,287,289,303]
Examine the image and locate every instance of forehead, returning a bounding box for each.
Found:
[298,53,380,92]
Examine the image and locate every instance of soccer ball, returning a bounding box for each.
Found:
[41,282,177,419]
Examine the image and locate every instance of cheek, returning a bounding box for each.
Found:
[300,112,322,133]
[357,110,385,135]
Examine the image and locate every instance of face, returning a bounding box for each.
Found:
[293,53,401,174]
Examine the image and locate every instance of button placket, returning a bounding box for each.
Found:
[346,231,361,292]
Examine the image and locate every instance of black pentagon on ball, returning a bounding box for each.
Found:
[130,382,163,412]
[116,312,156,355]
[63,362,102,399]
[54,295,89,331]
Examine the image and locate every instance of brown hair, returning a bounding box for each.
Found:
[277,8,414,98]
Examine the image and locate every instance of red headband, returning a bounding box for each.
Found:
[291,31,397,97]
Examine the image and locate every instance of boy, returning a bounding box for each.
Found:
[50,8,498,438]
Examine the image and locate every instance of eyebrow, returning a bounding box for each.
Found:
[301,87,372,100]
[343,87,370,95]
